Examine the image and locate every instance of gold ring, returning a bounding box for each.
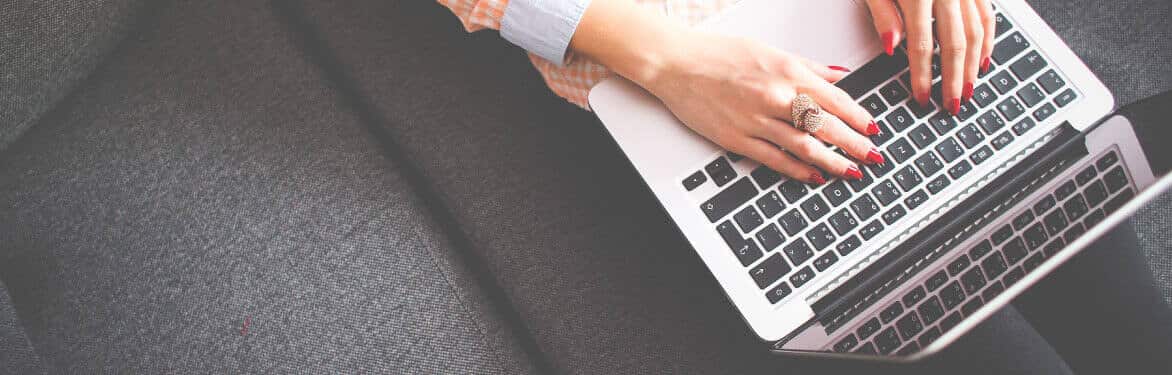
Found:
[791,93,827,133]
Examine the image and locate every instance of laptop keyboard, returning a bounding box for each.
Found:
[832,150,1135,355]
[686,11,1079,306]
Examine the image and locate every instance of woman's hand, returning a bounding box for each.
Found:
[865,0,996,115]
[571,0,884,183]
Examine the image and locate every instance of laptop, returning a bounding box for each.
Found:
[588,0,1172,361]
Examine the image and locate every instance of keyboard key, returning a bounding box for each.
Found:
[981,281,1006,300]
[990,70,1019,94]
[789,266,817,288]
[749,253,791,288]
[1055,180,1077,200]
[909,97,937,118]
[779,209,809,236]
[783,239,815,266]
[992,32,1031,64]
[1054,88,1078,107]
[1075,166,1098,186]
[683,171,707,191]
[1023,223,1049,251]
[751,166,783,190]
[823,181,853,207]
[857,317,883,340]
[734,206,764,233]
[1065,221,1089,244]
[1038,70,1066,93]
[1023,252,1046,272]
[1043,209,1068,235]
[876,327,903,354]
[834,334,859,352]
[948,255,971,276]
[779,179,809,204]
[868,154,897,178]
[1033,103,1056,121]
[1046,236,1069,257]
[909,124,938,149]
[860,94,889,117]
[1012,210,1035,231]
[880,302,904,323]
[1104,188,1135,214]
[991,224,1014,245]
[994,13,1013,37]
[896,312,924,340]
[880,80,910,104]
[957,101,979,121]
[918,296,946,325]
[838,50,910,99]
[766,282,793,303]
[801,195,831,221]
[928,112,958,135]
[971,83,999,108]
[936,138,965,163]
[847,166,877,193]
[813,251,839,271]
[898,342,921,356]
[1084,180,1108,207]
[850,194,882,220]
[755,223,786,251]
[1009,51,1048,80]
[961,298,984,316]
[730,239,764,266]
[933,282,963,313]
[1064,194,1089,220]
[727,152,744,162]
[991,131,1015,150]
[887,138,917,164]
[1104,166,1128,193]
[970,146,994,165]
[866,125,893,153]
[873,180,902,206]
[882,205,908,225]
[961,267,988,295]
[981,252,1009,281]
[904,189,930,210]
[705,157,737,186]
[925,270,949,291]
[948,160,973,179]
[701,178,758,222]
[941,312,963,332]
[1033,194,1057,213]
[855,342,877,354]
[996,97,1026,121]
[756,191,786,219]
[1003,267,1026,286]
[1012,117,1038,136]
[894,166,924,191]
[957,124,986,149]
[836,235,862,256]
[806,223,837,251]
[1003,237,1029,264]
[969,239,994,260]
[1017,83,1046,107]
[976,110,1006,135]
[829,209,860,236]
[860,220,885,240]
[1097,151,1120,170]
[903,285,928,307]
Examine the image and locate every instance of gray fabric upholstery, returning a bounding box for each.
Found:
[0,1,538,373]
[0,283,44,374]
[0,0,152,151]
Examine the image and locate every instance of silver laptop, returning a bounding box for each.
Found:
[588,0,1172,360]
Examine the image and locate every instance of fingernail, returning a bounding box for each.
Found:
[949,98,961,116]
[962,82,974,103]
[844,165,863,180]
[980,57,991,73]
[829,65,851,73]
[809,173,827,185]
[866,149,885,164]
[916,92,930,108]
[882,32,896,56]
[866,121,881,136]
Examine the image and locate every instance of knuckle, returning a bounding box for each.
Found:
[908,40,935,55]
[793,136,822,157]
[943,43,967,56]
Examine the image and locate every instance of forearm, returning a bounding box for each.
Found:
[568,0,688,90]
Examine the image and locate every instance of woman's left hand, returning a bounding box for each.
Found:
[865,0,996,115]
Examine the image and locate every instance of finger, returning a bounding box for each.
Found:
[865,0,904,56]
[800,58,851,83]
[897,0,934,108]
[808,114,884,166]
[975,0,996,74]
[934,0,966,116]
[759,119,863,180]
[960,0,984,104]
[736,137,826,184]
[804,80,880,136]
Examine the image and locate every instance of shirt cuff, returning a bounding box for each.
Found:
[501,0,591,66]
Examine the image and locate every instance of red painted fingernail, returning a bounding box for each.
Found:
[882,32,896,56]
[866,149,885,165]
[980,57,991,73]
[866,121,881,136]
[809,173,826,185]
[949,98,961,116]
[844,165,863,180]
[962,82,974,103]
[916,92,930,108]
[829,65,851,73]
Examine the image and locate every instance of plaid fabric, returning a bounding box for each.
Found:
[439,0,738,109]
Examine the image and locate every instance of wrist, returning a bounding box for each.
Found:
[568,0,690,93]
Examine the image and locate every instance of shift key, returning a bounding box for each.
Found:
[702,178,759,222]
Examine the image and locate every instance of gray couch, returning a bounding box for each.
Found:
[1,1,1169,373]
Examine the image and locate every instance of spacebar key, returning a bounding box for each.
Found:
[701,177,758,222]
[836,50,909,99]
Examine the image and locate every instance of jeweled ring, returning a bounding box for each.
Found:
[791,93,827,133]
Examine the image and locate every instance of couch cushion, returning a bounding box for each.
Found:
[0,0,151,151]
[0,1,538,373]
